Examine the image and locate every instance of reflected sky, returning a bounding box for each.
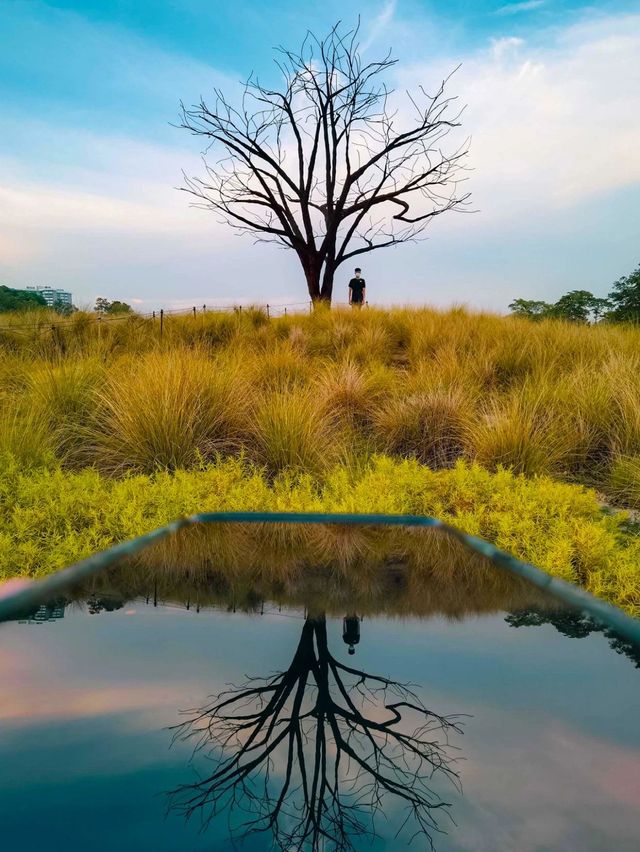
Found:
[1,602,639,851]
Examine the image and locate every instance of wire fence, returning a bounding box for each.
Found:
[0,299,368,337]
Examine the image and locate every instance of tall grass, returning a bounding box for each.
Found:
[317,360,393,429]
[249,389,336,477]
[0,408,53,468]
[1,305,640,497]
[27,359,105,461]
[373,388,473,468]
[608,456,640,510]
[87,349,249,473]
[469,383,573,476]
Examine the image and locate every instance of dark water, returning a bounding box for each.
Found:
[1,522,639,851]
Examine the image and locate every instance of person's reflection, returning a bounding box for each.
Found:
[167,613,464,851]
[342,613,361,655]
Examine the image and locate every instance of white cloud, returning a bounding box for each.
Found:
[0,119,230,238]
[489,36,525,60]
[496,0,546,16]
[397,13,640,225]
[361,0,398,52]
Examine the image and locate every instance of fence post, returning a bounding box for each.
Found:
[202,304,206,312]
[284,307,287,316]
[160,309,164,338]
[152,310,156,320]
[193,306,196,318]
[266,304,270,318]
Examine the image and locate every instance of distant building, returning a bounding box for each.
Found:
[26,285,73,309]
[7,599,68,624]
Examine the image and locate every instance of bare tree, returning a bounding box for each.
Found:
[167,615,464,850]
[178,22,471,303]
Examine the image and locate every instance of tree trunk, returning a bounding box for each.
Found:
[303,261,321,303]
[319,263,334,304]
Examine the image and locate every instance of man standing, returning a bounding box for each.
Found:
[348,268,366,306]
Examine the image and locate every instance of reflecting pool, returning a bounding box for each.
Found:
[1,521,639,851]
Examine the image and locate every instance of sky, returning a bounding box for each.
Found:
[0,0,639,311]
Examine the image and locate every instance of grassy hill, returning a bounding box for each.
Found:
[0,304,639,611]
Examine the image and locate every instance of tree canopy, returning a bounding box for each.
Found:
[179,22,470,303]
[508,298,552,320]
[607,263,640,323]
[509,263,639,324]
[550,290,611,323]
[0,285,47,313]
[95,298,132,314]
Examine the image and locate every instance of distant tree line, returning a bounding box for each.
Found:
[0,286,135,318]
[0,285,48,312]
[0,285,77,315]
[94,297,132,315]
[509,262,640,324]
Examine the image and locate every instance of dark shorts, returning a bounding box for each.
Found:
[351,297,363,306]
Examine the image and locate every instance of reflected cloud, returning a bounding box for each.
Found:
[453,721,640,852]
[0,683,190,726]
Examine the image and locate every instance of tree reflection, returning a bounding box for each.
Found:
[506,608,640,668]
[167,614,464,850]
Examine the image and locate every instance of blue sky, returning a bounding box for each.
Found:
[1,0,639,310]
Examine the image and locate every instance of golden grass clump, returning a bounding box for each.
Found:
[344,316,394,364]
[607,456,640,510]
[0,407,53,468]
[469,385,573,476]
[27,359,105,461]
[603,356,640,457]
[545,365,616,472]
[248,389,336,477]
[373,387,473,468]
[406,311,447,362]
[316,359,393,430]
[87,348,249,473]
[247,341,312,392]
[0,352,34,395]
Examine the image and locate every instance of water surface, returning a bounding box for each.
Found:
[1,522,639,851]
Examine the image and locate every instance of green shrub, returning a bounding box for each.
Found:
[0,455,638,615]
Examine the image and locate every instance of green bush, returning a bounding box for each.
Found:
[0,454,638,615]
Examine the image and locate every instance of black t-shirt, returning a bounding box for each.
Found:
[349,278,366,300]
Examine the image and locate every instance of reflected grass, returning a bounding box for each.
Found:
[83,522,557,619]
